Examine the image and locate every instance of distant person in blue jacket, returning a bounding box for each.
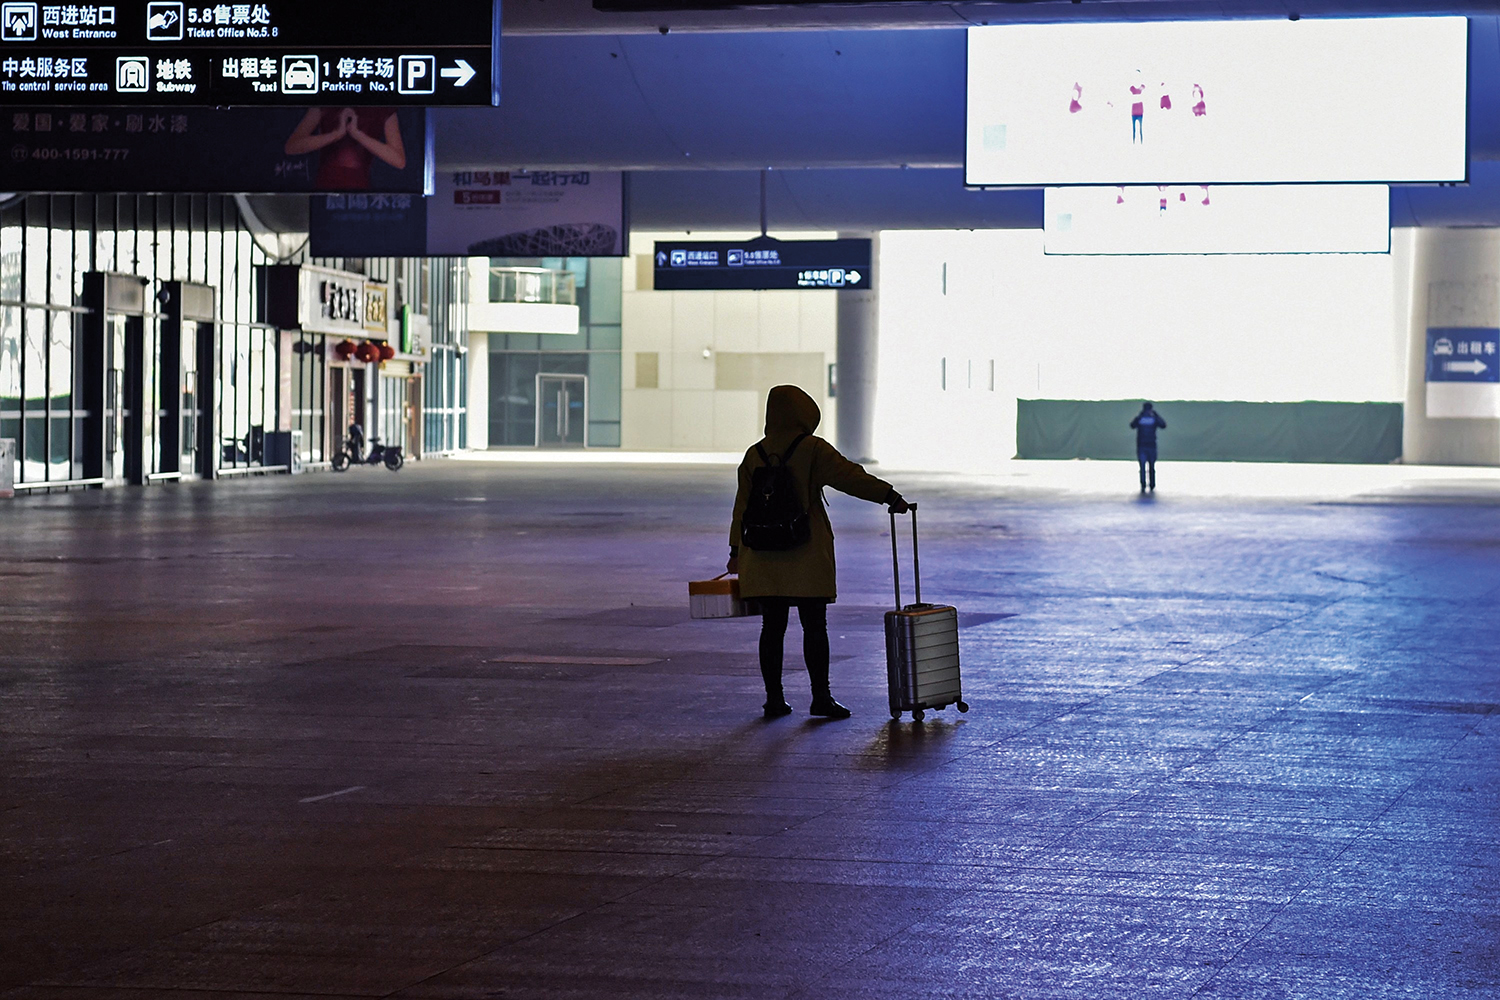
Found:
[1130,402,1166,492]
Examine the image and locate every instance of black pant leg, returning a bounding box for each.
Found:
[796,601,831,698]
[759,601,790,698]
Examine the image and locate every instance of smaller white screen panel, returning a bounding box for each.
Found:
[1045,185,1390,255]
[968,18,1468,186]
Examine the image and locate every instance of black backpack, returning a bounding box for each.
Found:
[740,433,811,552]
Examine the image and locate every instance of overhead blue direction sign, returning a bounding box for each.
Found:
[653,237,873,291]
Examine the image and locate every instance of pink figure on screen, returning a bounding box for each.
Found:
[1116,186,1126,205]
[1160,86,1172,111]
[1179,192,1187,202]
[1192,84,1206,117]
[1130,71,1146,143]
[1158,185,1168,213]
[1069,83,1083,114]
[1200,185,1211,206]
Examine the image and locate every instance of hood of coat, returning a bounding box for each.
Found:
[763,385,821,449]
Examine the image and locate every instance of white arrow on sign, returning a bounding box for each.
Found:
[846,270,862,284]
[1444,359,1489,375]
[441,59,476,87]
[656,251,667,266]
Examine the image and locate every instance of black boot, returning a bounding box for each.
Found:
[800,602,847,717]
[809,696,851,719]
[763,695,793,719]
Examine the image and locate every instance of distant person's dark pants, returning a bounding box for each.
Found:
[1138,446,1157,489]
[758,599,831,700]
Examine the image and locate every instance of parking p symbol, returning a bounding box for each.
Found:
[397,55,435,95]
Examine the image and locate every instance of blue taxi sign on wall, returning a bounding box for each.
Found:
[1426,328,1500,382]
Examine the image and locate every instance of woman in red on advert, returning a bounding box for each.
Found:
[284,107,407,190]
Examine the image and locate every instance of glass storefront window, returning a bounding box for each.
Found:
[291,334,326,465]
[0,197,468,485]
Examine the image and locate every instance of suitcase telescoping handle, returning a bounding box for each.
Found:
[889,502,920,610]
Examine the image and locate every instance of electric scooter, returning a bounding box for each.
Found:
[331,424,404,472]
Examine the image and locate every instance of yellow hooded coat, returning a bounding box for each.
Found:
[730,385,894,600]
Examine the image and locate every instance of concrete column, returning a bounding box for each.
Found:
[465,331,489,450]
[1403,228,1500,465]
[836,231,879,463]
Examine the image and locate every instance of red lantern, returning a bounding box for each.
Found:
[378,342,396,361]
[355,341,379,363]
[334,339,356,359]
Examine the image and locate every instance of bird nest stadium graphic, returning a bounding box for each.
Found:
[468,224,620,256]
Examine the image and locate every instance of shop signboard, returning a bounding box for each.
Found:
[362,281,388,334]
[651,237,873,291]
[2,105,429,191]
[308,170,629,257]
[0,0,499,105]
[260,263,375,336]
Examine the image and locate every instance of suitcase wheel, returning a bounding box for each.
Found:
[912,709,925,722]
[890,709,901,720]
[957,701,969,713]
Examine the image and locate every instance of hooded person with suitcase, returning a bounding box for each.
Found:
[727,385,910,720]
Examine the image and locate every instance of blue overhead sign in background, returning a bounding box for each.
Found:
[653,237,872,291]
[1426,328,1500,382]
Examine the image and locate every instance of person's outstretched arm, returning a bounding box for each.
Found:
[812,440,909,512]
[1157,415,1166,430]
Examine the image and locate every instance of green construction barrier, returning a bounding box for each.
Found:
[1016,399,1403,464]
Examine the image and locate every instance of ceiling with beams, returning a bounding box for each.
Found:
[501,0,1500,35]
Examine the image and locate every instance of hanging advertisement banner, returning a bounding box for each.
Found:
[966,17,1467,186]
[1043,184,1390,255]
[1,104,429,191]
[309,170,628,257]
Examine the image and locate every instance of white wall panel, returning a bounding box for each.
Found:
[874,229,1403,472]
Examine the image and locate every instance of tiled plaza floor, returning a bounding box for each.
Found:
[1,459,1497,998]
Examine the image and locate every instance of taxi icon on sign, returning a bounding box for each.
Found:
[282,56,319,94]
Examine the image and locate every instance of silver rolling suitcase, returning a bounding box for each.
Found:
[885,504,969,722]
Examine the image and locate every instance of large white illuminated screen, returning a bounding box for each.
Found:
[967,18,1468,186]
[1045,185,1390,255]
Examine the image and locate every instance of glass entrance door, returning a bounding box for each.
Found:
[179,321,200,475]
[104,314,127,482]
[535,374,586,448]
